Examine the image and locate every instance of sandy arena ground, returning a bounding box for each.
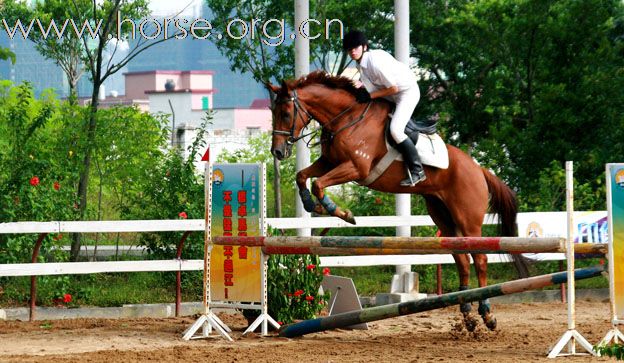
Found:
[0,301,616,362]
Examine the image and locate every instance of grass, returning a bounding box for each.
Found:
[0,271,204,308]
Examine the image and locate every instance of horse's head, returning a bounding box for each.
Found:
[266,71,364,160]
[265,80,313,161]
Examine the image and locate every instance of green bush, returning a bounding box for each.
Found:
[595,343,624,360]
[267,254,329,324]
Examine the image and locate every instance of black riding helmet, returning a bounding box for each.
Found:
[342,30,368,51]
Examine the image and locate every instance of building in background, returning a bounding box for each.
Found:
[95,69,271,163]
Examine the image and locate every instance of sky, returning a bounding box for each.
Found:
[147,0,204,18]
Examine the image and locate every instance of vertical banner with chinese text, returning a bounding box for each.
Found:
[210,164,263,302]
[607,163,624,323]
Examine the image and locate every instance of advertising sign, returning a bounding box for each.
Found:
[209,164,263,302]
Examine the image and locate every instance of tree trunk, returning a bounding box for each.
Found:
[70,90,99,261]
[67,78,78,106]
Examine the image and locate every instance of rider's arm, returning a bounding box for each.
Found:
[370,85,399,99]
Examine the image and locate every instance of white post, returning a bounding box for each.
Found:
[566,161,576,348]
[548,161,595,357]
[295,0,311,237]
[391,0,414,294]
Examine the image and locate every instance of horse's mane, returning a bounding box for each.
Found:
[285,70,359,96]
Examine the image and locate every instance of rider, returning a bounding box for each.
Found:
[342,30,426,186]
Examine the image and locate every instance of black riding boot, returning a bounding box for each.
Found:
[395,138,426,187]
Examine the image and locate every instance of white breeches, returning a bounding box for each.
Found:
[388,86,420,143]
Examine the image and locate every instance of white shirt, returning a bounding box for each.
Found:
[357,49,418,97]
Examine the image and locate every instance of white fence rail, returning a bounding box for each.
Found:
[0,260,204,277]
[0,212,581,277]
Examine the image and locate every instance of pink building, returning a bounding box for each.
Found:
[120,70,271,160]
[125,70,215,112]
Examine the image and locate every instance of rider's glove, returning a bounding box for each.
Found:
[354,87,372,103]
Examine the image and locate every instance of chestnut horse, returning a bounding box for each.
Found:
[267,71,518,331]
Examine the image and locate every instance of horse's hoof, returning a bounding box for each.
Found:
[463,312,479,332]
[342,210,356,225]
[484,314,497,330]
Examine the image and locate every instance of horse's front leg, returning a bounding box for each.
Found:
[296,157,332,214]
[311,161,363,225]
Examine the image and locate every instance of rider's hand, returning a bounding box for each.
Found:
[354,87,371,103]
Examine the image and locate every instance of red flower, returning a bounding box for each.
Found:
[277,321,283,325]
[178,211,188,219]
[29,176,40,186]
[306,264,316,271]
[53,234,63,241]
[53,181,60,191]
[305,295,314,301]
[63,294,72,303]
[322,267,331,276]
[600,259,605,265]
[374,197,382,204]
[293,289,304,297]
[286,293,293,297]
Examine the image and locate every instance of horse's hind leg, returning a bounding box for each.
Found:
[444,192,497,332]
[472,253,497,330]
[424,196,479,332]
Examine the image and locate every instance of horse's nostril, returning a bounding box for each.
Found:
[273,149,283,159]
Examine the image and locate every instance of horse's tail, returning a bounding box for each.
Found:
[482,168,530,277]
[481,168,518,237]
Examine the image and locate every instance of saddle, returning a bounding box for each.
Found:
[385,116,438,148]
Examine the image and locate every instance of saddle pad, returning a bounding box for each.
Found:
[397,133,449,169]
[358,133,449,186]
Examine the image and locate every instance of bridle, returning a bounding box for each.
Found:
[271,89,372,146]
[271,89,315,145]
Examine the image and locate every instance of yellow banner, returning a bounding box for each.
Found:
[209,164,263,302]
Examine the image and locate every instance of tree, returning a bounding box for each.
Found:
[0,82,81,265]
[0,48,16,65]
[410,0,624,209]
[1,0,86,102]
[21,0,189,260]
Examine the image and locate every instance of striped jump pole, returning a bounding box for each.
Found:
[278,265,605,338]
[212,236,606,255]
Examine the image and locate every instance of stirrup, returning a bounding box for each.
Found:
[400,170,426,187]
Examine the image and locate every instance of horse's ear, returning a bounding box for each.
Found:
[264,81,280,94]
[280,79,289,93]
